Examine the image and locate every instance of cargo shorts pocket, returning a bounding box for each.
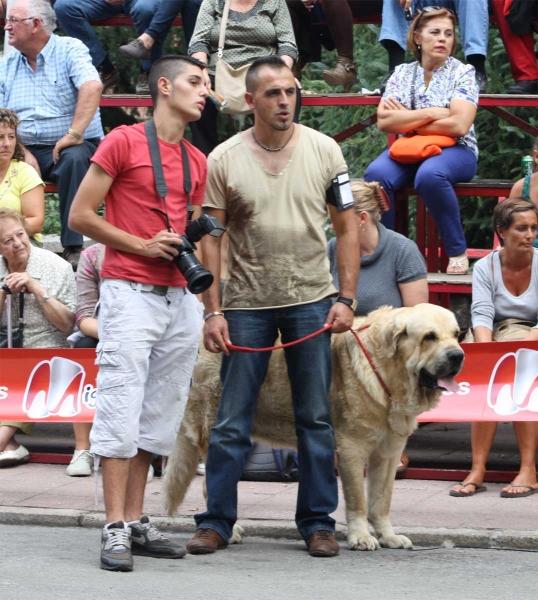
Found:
[95,341,129,435]
[95,341,121,368]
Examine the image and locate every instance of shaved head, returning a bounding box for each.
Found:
[246,56,291,94]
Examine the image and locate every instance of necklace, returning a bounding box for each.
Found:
[251,124,295,152]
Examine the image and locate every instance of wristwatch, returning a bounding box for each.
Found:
[336,296,358,312]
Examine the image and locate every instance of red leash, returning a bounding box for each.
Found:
[223,322,392,399]
[223,324,334,353]
[349,325,392,399]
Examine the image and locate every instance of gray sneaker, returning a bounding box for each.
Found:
[135,72,149,95]
[100,522,133,572]
[130,516,186,559]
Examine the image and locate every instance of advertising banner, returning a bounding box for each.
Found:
[0,341,537,422]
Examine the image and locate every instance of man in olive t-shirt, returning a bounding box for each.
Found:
[187,57,361,558]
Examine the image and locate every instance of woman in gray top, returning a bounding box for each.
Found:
[189,0,298,155]
[327,180,428,316]
[327,180,428,472]
[451,197,538,499]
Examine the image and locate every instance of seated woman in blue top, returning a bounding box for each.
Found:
[364,7,479,275]
[327,179,428,471]
[450,198,538,498]
[510,136,538,249]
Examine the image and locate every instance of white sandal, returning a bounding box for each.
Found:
[447,254,469,275]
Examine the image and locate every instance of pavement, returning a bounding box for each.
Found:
[1,422,537,550]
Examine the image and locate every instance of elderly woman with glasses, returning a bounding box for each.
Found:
[0,208,76,468]
[364,6,478,275]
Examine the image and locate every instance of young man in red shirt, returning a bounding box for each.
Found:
[70,55,209,572]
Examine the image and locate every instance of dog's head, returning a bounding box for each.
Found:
[366,304,464,395]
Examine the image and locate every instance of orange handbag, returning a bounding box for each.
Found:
[389,134,457,164]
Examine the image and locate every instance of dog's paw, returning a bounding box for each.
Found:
[378,534,413,549]
[347,534,380,551]
[229,524,245,545]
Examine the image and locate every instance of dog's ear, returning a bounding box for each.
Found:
[380,313,408,357]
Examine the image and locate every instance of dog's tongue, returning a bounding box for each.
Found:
[437,376,460,393]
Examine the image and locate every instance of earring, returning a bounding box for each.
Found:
[417,44,421,50]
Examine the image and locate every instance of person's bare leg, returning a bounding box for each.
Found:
[101,456,131,523]
[0,425,19,452]
[502,422,538,494]
[124,449,152,523]
[73,423,92,450]
[452,422,498,494]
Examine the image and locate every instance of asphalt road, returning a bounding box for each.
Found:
[1,525,536,600]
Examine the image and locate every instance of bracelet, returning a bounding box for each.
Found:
[38,290,51,306]
[68,128,83,141]
[204,311,224,322]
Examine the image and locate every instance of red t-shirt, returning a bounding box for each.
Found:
[92,122,207,286]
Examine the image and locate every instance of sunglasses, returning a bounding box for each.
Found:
[415,6,455,27]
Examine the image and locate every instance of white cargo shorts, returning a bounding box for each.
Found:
[90,278,203,458]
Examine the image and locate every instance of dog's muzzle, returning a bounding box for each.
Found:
[419,348,465,392]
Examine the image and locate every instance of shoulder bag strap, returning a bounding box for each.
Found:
[410,62,419,111]
[218,0,231,58]
[180,141,193,221]
[145,118,168,200]
[145,118,193,228]
[16,292,24,329]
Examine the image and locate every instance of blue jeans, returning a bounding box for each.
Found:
[26,140,100,248]
[54,0,161,72]
[380,0,488,57]
[364,145,477,256]
[194,299,338,542]
[145,0,202,48]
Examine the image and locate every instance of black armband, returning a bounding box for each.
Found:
[326,172,354,212]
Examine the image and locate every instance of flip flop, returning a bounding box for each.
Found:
[500,483,538,498]
[449,482,487,497]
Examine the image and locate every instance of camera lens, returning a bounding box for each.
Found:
[176,252,214,294]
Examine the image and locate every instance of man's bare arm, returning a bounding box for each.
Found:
[325,204,361,333]
[200,207,230,354]
[69,163,184,260]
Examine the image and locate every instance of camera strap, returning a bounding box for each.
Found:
[145,118,194,228]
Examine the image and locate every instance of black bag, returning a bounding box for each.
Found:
[506,0,538,35]
[241,441,299,482]
[0,290,24,348]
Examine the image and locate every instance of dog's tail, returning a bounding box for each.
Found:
[163,422,200,516]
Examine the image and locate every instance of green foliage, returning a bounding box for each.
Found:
[43,195,61,235]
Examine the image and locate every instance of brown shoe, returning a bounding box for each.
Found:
[307,530,339,557]
[119,38,151,61]
[186,528,227,555]
[322,56,357,93]
[98,66,120,95]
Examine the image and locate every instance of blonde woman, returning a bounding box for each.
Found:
[327,180,428,472]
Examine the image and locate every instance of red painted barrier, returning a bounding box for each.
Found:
[0,341,537,422]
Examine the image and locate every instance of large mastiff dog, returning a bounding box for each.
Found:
[165,304,464,550]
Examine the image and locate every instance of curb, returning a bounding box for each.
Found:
[1,506,537,550]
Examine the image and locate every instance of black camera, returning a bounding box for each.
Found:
[173,214,225,294]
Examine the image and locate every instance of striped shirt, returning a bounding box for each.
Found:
[0,34,104,145]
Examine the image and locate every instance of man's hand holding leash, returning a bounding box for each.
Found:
[325,301,354,333]
[204,314,231,355]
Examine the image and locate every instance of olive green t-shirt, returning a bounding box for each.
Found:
[203,125,348,310]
